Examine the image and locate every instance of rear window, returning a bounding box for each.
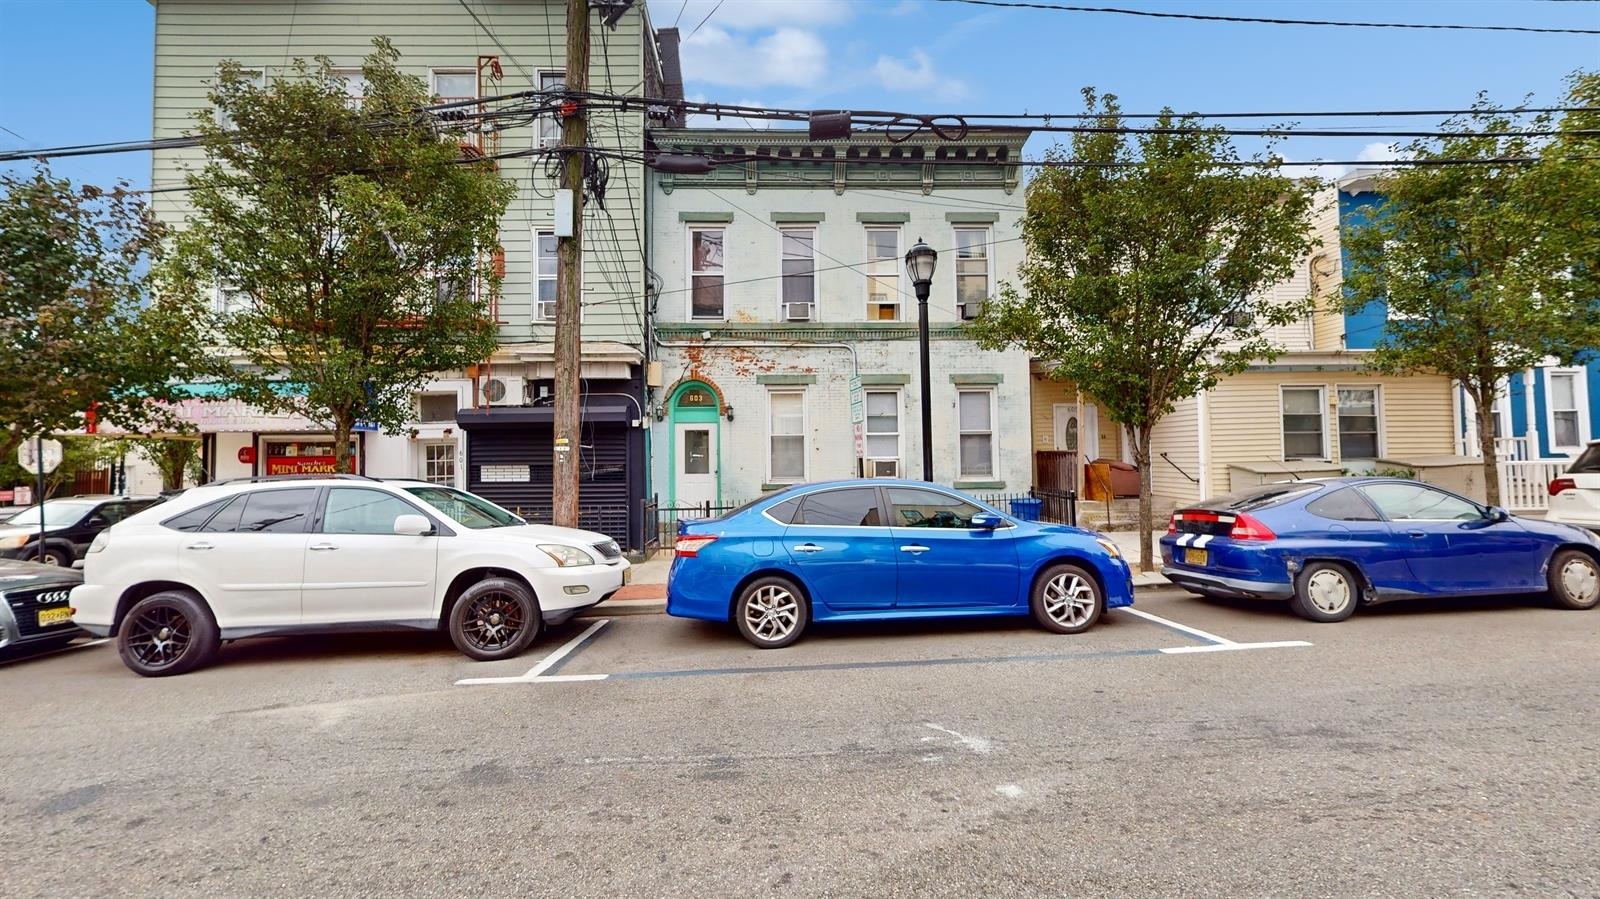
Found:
[1203,482,1324,513]
[796,488,882,527]
[766,498,802,524]
[1569,444,1600,474]
[162,497,232,532]
[1306,487,1379,522]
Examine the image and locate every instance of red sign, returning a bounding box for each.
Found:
[85,403,99,435]
[265,456,346,476]
[237,446,257,465]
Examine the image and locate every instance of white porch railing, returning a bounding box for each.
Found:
[1495,436,1531,461]
[1498,459,1568,512]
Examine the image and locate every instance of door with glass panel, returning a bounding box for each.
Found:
[674,423,718,510]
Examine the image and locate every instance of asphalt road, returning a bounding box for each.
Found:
[2,588,1597,898]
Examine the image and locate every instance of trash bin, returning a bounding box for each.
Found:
[1009,497,1043,522]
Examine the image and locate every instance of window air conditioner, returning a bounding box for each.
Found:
[784,302,813,322]
[867,458,900,478]
[960,300,986,321]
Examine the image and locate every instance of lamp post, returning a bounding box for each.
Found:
[905,238,938,482]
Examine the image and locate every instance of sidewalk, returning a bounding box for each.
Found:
[599,529,1170,613]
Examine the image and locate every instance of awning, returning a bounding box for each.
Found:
[456,398,637,429]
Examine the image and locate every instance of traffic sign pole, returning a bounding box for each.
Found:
[34,436,45,564]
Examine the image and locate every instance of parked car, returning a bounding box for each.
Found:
[667,479,1134,648]
[1161,477,1600,622]
[0,559,83,656]
[71,475,630,676]
[0,495,160,566]
[1545,441,1600,531]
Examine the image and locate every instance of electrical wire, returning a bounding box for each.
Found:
[685,0,725,39]
[456,0,534,82]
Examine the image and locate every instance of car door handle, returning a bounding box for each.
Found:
[185,542,214,551]
[1407,531,1426,538]
[309,543,339,551]
[792,543,824,553]
[900,545,930,554]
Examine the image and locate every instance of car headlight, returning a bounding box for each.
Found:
[88,532,110,554]
[538,544,596,567]
[1095,537,1123,559]
[0,534,28,550]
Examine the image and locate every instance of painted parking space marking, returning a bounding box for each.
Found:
[1159,640,1313,654]
[454,618,612,686]
[1115,606,1237,645]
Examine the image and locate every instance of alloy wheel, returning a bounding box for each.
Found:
[1560,557,1599,605]
[1306,569,1351,614]
[461,592,526,651]
[1042,572,1096,628]
[125,605,192,670]
[744,585,799,644]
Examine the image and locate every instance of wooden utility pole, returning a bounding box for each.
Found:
[553,0,590,528]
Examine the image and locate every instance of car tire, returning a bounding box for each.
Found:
[1290,561,1359,623]
[734,576,809,649]
[1547,549,1600,610]
[116,590,220,677]
[33,546,72,567]
[449,577,542,661]
[1031,563,1104,634]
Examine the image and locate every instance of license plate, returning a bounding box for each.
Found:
[37,607,73,628]
[1184,548,1209,567]
[623,568,632,584]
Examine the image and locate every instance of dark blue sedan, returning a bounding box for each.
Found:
[667,479,1134,648]
[1160,477,1600,622]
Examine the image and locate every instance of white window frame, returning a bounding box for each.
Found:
[956,388,997,479]
[686,225,726,321]
[1280,385,1329,461]
[779,226,817,321]
[863,389,902,467]
[863,227,903,321]
[429,68,477,102]
[952,226,994,321]
[213,67,266,129]
[419,441,458,486]
[1334,384,1384,460]
[536,70,566,148]
[213,282,248,315]
[329,68,367,107]
[766,389,808,484]
[1545,367,1589,455]
[534,230,558,322]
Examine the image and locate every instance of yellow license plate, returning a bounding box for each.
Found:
[37,607,73,628]
[1184,548,1209,567]
[623,568,632,584]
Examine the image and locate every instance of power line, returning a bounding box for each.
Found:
[685,0,724,39]
[0,124,29,144]
[456,0,534,82]
[672,0,688,28]
[924,0,1600,35]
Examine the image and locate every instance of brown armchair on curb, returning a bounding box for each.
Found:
[1083,459,1140,502]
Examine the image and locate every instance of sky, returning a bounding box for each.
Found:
[2,0,1598,189]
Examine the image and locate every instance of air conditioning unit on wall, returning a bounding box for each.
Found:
[784,302,813,322]
[867,458,900,478]
[480,376,524,407]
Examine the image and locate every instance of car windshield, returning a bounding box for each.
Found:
[3,501,97,528]
[402,486,524,529]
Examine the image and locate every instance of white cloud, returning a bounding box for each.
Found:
[667,0,853,31]
[681,26,828,89]
[1357,141,1414,163]
[872,50,970,101]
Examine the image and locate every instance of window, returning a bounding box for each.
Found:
[780,228,815,319]
[421,443,456,484]
[1337,387,1380,459]
[689,228,724,319]
[796,488,882,527]
[766,497,802,524]
[329,68,367,107]
[535,232,557,321]
[213,68,265,129]
[322,488,425,535]
[768,390,806,482]
[954,228,990,319]
[888,487,987,529]
[1281,387,1326,460]
[214,283,249,316]
[162,498,231,533]
[1306,488,1379,522]
[403,485,522,529]
[199,495,247,534]
[431,268,475,313]
[957,389,996,478]
[865,391,900,461]
[235,488,316,533]
[865,228,901,320]
[1358,483,1483,522]
[417,393,457,423]
[537,71,565,147]
[431,69,477,103]
[1548,370,1585,452]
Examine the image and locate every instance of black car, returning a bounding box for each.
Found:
[0,495,160,567]
[0,559,83,654]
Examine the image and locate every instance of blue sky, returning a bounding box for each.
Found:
[3,0,1598,189]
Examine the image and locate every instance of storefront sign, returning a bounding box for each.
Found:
[176,398,320,433]
[264,456,346,475]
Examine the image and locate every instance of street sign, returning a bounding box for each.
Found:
[18,439,63,475]
[848,375,864,425]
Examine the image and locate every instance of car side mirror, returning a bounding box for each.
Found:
[393,514,434,536]
[86,516,108,529]
[970,513,1002,530]
[1487,506,1510,523]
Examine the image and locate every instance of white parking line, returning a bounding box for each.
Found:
[1116,607,1237,645]
[455,618,611,686]
[1160,640,1313,654]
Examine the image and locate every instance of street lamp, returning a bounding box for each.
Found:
[905,238,938,482]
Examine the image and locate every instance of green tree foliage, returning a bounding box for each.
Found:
[165,39,515,469]
[1342,73,1600,505]
[971,89,1319,570]
[0,166,209,464]
[132,438,204,491]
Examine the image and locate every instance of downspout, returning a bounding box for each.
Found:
[1451,379,1465,457]
[1196,388,1211,500]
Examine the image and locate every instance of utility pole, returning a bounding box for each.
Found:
[553,0,590,528]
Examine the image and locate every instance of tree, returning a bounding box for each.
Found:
[0,166,209,464]
[1341,74,1600,506]
[165,39,515,470]
[132,438,205,491]
[971,89,1319,571]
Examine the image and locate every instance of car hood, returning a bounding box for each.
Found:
[0,559,83,590]
[460,523,614,547]
[0,525,50,540]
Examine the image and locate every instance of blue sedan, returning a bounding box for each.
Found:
[1160,477,1600,622]
[667,479,1134,648]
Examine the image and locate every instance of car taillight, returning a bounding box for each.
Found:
[1166,513,1178,535]
[675,535,718,558]
[1229,513,1276,541]
[1550,478,1576,496]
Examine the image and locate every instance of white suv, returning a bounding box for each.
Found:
[1548,441,1600,531]
[71,475,630,677]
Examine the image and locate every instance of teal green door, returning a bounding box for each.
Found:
[668,383,721,508]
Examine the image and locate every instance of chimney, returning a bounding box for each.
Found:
[655,26,685,126]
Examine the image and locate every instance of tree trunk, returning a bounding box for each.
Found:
[1134,426,1155,574]
[1474,385,1501,507]
[333,415,355,475]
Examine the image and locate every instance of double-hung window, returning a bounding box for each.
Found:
[864,391,901,464]
[330,68,367,108]
[1336,387,1380,459]
[768,390,807,483]
[537,71,565,147]
[213,68,265,129]
[689,228,725,319]
[431,69,478,147]
[1549,370,1586,452]
[1282,387,1326,460]
[957,389,996,478]
[954,228,991,320]
[535,232,557,321]
[780,228,816,321]
[421,443,457,485]
[214,282,249,316]
[865,228,901,320]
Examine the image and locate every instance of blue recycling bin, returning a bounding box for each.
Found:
[1009,497,1043,522]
